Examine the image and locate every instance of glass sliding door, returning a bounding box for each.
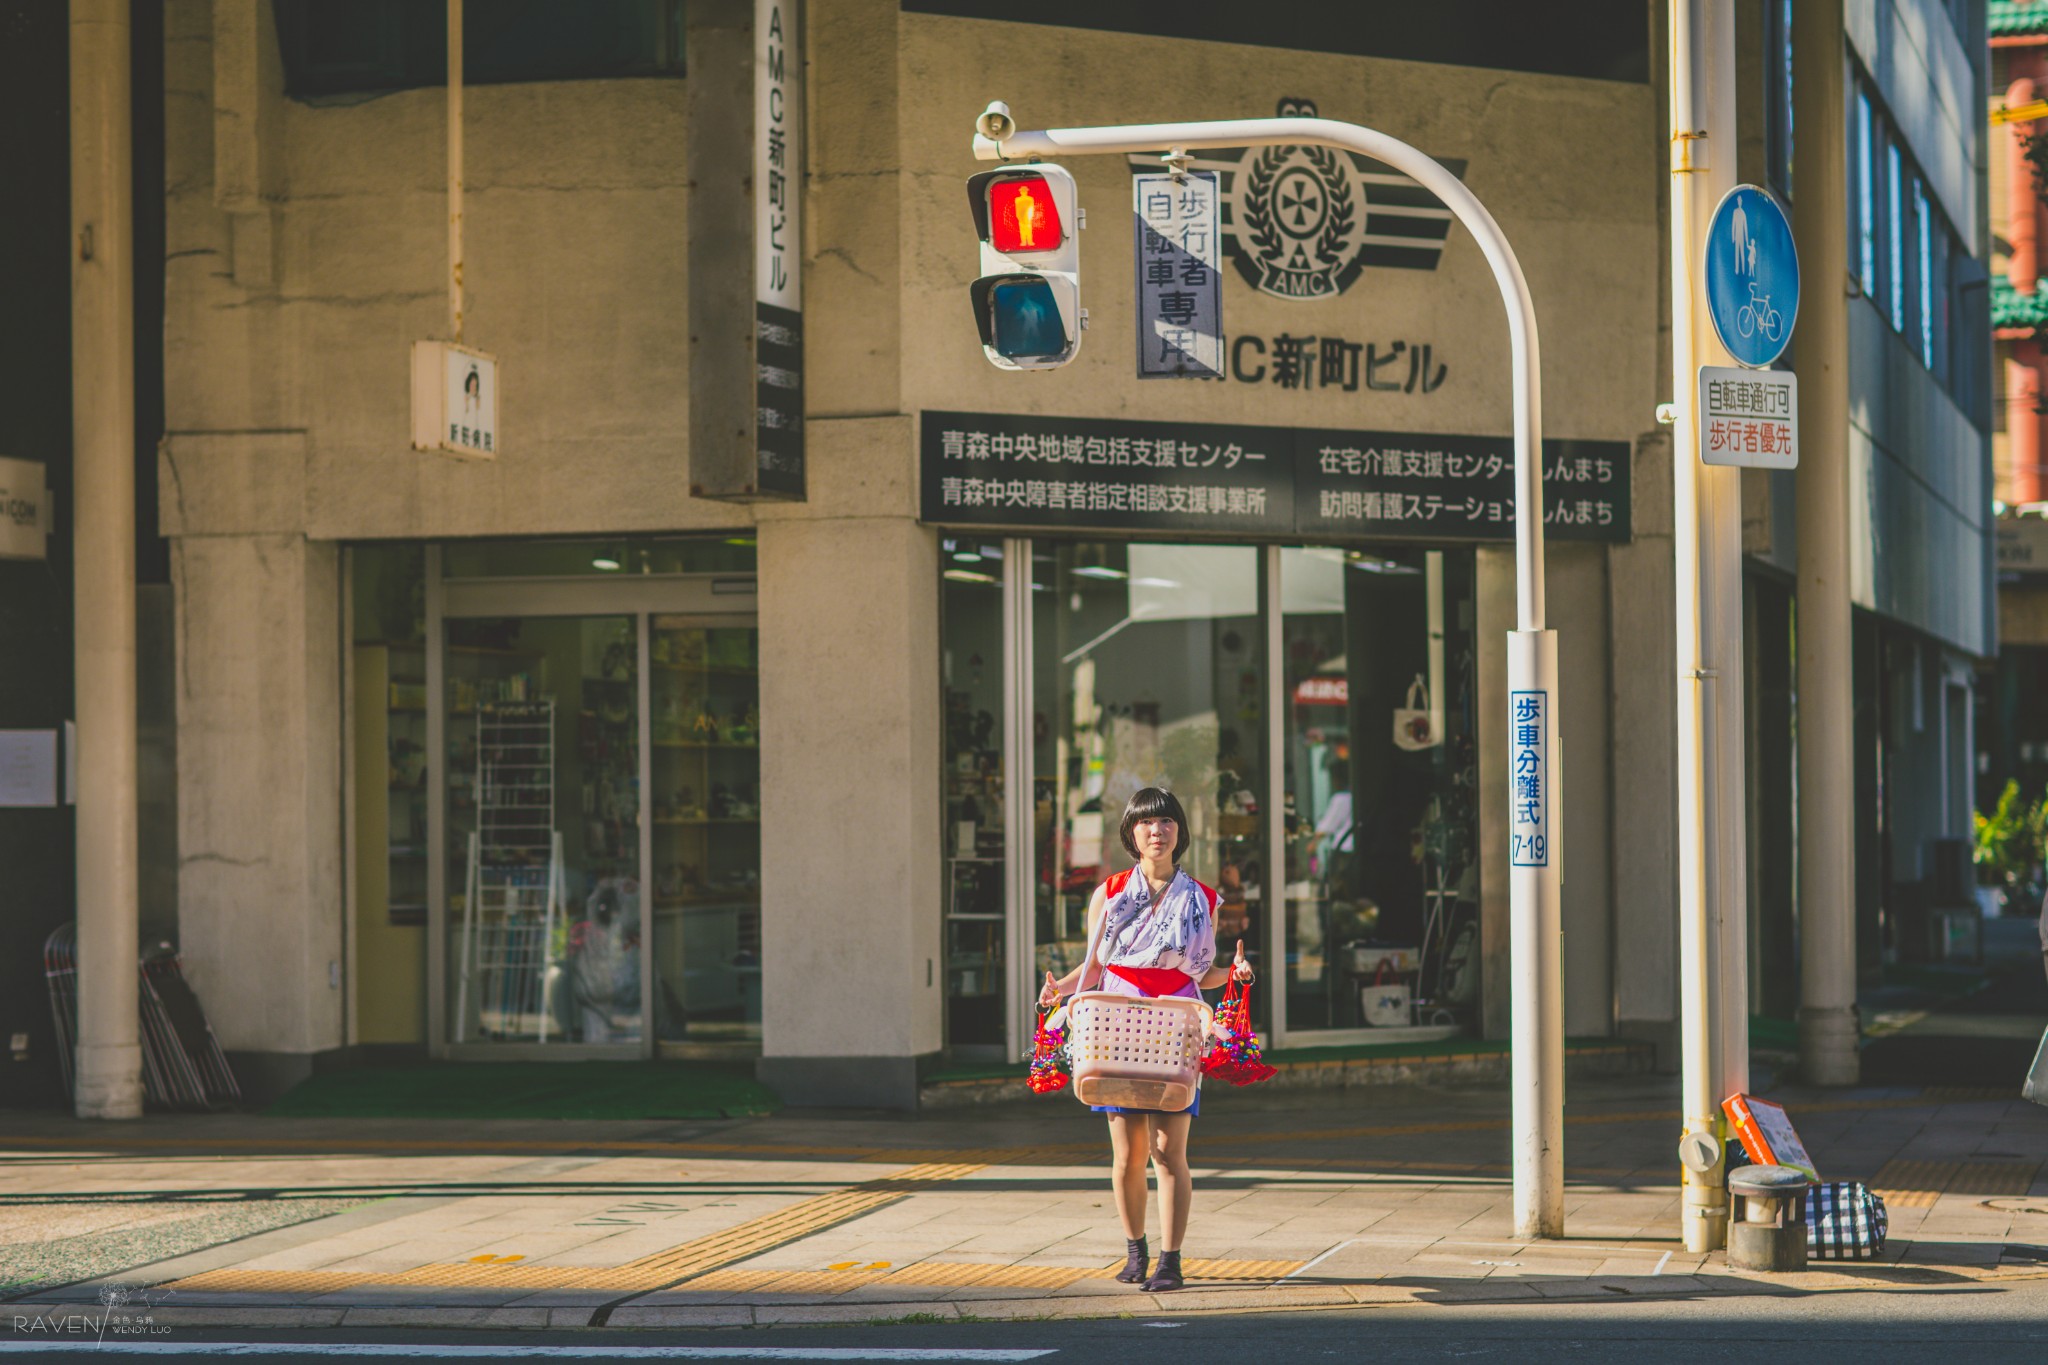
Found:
[442,614,643,1047]
[1278,547,1480,1035]
[648,616,762,1041]
[938,540,1008,1052]
[1032,542,1267,992]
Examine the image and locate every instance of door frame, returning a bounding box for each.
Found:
[423,548,760,1060]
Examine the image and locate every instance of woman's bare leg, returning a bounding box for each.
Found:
[1146,1112,1194,1251]
[1107,1114,1150,1240]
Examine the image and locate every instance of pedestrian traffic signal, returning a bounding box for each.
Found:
[967,163,1083,370]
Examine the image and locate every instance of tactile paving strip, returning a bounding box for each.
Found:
[167,1160,985,1296]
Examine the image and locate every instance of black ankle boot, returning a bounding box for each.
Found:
[1114,1236,1149,1284]
[1141,1249,1183,1292]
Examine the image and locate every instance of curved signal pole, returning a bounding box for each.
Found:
[975,113,1564,1239]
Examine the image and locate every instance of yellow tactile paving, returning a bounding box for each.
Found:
[1869,1158,2038,1208]
[166,1160,987,1298]
[1944,1160,2041,1197]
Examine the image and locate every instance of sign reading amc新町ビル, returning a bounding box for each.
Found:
[919,411,1630,544]
[753,0,803,497]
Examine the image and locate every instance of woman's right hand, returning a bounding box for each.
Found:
[1038,970,1061,1009]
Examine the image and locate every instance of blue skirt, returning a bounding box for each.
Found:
[1091,1089,1200,1118]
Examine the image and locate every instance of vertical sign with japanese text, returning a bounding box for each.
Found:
[754,0,803,496]
[1133,172,1223,378]
[1509,689,1549,867]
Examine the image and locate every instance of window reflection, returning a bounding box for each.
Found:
[1280,547,1481,1034]
[1033,543,1265,1003]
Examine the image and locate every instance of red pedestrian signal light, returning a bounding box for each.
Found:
[967,163,1083,371]
[987,176,1065,254]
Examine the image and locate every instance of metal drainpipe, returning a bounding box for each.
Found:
[68,0,143,1120]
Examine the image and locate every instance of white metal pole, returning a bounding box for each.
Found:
[1668,0,1748,1253]
[447,0,464,343]
[69,0,143,1121]
[977,115,1561,1236]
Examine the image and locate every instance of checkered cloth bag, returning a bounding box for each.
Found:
[1805,1181,1887,1260]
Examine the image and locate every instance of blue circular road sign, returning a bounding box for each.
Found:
[1705,185,1799,368]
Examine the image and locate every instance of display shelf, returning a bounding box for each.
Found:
[652,817,760,826]
[653,741,759,751]
[652,663,758,677]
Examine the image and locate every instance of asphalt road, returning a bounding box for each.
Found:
[5,1278,2048,1362]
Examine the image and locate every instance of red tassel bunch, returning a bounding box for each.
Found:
[1028,1003,1070,1094]
[1202,979,1278,1086]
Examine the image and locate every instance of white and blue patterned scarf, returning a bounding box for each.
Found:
[1096,868,1216,978]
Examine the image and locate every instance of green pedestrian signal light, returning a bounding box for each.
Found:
[967,163,1083,370]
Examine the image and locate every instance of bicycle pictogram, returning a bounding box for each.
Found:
[1735,281,1782,344]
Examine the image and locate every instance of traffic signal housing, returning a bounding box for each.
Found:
[967,163,1083,370]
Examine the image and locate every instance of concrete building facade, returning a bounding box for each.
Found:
[0,0,1995,1111]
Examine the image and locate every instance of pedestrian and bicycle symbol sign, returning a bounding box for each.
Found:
[1704,185,1798,369]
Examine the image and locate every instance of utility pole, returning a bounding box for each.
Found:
[1668,0,1750,1252]
[68,0,143,1121]
[972,110,1566,1238]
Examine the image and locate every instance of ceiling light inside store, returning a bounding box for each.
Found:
[952,550,983,563]
[1129,576,1180,588]
[1071,565,1128,580]
[944,569,999,584]
[591,555,622,571]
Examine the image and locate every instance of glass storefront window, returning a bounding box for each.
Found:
[931,534,1484,1057]
[1279,547,1481,1034]
[650,617,763,1041]
[1033,543,1267,995]
[443,614,644,1046]
[939,539,1008,1052]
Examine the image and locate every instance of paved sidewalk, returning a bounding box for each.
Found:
[2,1075,2044,1332]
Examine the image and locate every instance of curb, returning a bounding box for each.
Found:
[922,1040,1654,1109]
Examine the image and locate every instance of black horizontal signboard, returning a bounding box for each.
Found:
[920,411,1630,543]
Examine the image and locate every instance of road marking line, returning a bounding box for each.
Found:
[0,1347,1058,1360]
[1652,1251,1672,1275]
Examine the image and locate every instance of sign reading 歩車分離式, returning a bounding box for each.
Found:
[919,411,1630,544]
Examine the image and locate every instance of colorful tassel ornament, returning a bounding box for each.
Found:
[1027,1002,1071,1095]
[1201,978,1277,1086]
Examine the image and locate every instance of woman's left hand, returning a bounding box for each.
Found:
[1231,939,1254,983]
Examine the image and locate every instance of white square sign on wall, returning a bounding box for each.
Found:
[411,340,499,459]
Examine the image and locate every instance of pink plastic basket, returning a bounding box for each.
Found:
[1068,991,1207,1111]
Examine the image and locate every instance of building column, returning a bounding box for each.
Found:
[756,515,942,1108]
[173,534,345,1098]
[69,0,142,1120]
[1791,0,1859,1086]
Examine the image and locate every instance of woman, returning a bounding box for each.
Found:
[1039,786,1254,1293]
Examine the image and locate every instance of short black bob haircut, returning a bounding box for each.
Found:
[1119,786,1191,862]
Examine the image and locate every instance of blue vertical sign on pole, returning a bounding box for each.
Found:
[1509,689,1549,867]
[1134,171,1223,378]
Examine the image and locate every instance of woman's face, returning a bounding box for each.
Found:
[1132,816,1177,863]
